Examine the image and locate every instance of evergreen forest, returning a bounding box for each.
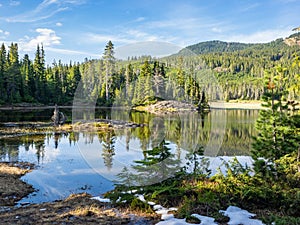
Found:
[1,33,300,106]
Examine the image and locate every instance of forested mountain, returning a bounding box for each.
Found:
[0,33,300,106]
[169,33,300,101]
[178,40,256,55]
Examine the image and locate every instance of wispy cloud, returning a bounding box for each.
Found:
[239,3,261,12]
[0,29,10,36]
[134,17,145,22]
[0,29,10,40]
[147,17,228,34]
[19,28,61,51]
[84,29,167,45]
[56,22,63,27]
[46,47,98,57]
[223,28,294,43]
[9,1,20,6]
[6,0,86,23]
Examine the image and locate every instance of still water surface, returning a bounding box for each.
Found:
[0,108,259,204]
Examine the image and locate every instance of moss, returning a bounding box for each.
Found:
[130,198,153,213]
[186,215,201,223]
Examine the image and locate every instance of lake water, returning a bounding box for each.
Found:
[0,108,259,204]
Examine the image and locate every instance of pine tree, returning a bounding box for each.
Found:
[0,44,6,103]
[252,65,300,176]
[6,43,21,103]
[33,44,46,102]
[20,54,34,101]
[140,60,153,100]
[67,63,81,98]
[103,41,115,102]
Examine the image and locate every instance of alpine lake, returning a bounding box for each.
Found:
[0,106,259,204]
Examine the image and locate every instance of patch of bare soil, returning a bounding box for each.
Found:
[0,163,159,224]
[0,162,34,206]
[0,193,159,225]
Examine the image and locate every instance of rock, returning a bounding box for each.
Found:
[137,100,199,114]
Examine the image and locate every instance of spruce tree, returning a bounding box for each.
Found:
[252,65,300,176]
[103,41,115,103]
[20,54,34,101]
[33,44,46,102]
[6,43,21,103]
[0,44,6,103]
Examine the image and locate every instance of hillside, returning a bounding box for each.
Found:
[178,40,256,55]
[0,32,300,106]
[177,32,300,55]
[163,32,300,101]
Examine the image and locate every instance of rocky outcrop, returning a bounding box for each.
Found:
[284,37,300,46]
[135,100,198,114]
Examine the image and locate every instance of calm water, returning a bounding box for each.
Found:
[0,108,259,204]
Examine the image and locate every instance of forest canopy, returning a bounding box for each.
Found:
[0,33,300,106]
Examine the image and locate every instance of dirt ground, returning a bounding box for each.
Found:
[0,162,159,225]
[0,162,35,206]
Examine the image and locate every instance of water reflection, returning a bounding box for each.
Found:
[0,108,258,203]
[0,109,259,164]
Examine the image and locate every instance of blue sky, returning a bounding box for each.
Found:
[0,0,299,64]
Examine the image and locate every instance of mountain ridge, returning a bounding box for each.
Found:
[177,32,300,55]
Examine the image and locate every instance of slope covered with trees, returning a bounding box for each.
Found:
[172,33,300,101]
[0,33,300,106]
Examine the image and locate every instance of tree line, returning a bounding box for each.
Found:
[0,43,81,105]
[1,37,300,106]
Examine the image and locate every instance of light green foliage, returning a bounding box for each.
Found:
[252,63,300,181]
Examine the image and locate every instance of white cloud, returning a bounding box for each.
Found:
[212,27,222,33]
[126,29,148,38]
[0,29,10,39]
[7,7,68,23]
[147,17,227,35]
[135,17,145,22]
[84,28,176,47]
[6,0,86,23]
[239,3,261,12]
[9,1,20,6]
[20,28,61,51]
[224,28,294,43]
[56,22,63,26]
[0,3,2,7]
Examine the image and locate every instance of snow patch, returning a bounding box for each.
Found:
[135,194,146,202]
[91,196,111,203]
[191,214,218,225]
[220,206,265,225]
[92,193,267,225]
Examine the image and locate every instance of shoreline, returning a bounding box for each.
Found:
[0,101,263,111]
[209,101,262,110]
[0,162,158,224]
